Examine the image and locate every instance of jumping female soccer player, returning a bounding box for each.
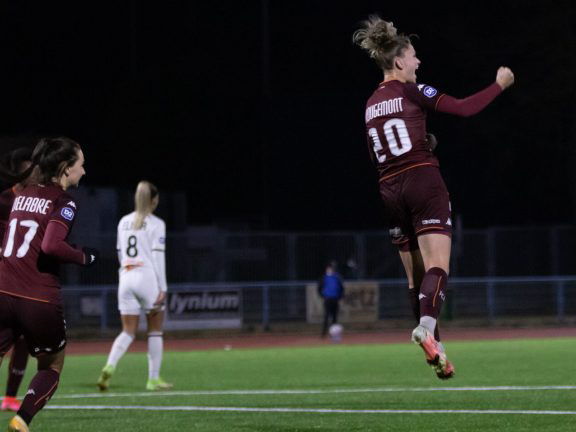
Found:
[353,16,514,378]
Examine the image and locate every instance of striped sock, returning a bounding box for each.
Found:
[17,369,59,425]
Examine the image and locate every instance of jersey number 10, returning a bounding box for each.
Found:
[369,118,413,163]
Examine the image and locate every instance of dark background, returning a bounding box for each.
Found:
[0,1,575,231]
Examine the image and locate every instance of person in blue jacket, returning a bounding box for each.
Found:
[317,261,345,337]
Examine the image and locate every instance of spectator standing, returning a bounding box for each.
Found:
[318,261,345,338]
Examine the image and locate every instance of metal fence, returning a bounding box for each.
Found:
[63,276,576,335]
[60,224,576,334]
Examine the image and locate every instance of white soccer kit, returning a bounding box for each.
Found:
[116,212,167,315]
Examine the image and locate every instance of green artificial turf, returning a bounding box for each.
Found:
[0,337,573,431]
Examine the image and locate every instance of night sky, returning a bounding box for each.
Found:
[0,1,575,230]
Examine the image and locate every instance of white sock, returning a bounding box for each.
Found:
[107,332,134,367]
[147,332,163,380]
[419,316,437,334]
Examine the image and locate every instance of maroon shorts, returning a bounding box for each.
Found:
[0,293,67,357]
[379,165,452,252]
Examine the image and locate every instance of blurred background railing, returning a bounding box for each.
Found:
[62,224,576,335]
[64,277,576,335]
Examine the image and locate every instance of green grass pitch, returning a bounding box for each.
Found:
[0,337,574,431]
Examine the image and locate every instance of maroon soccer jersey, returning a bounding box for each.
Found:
[0,187,15,242]
[365,80,444,180]
[0,184,79,304]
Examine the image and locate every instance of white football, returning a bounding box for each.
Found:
[328,323,343,338]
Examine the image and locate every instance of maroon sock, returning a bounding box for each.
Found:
[419,267,448,320]
[6,339,29,397]
[17,369,60,425]
[410,286,442,340]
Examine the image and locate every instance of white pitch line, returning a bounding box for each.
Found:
[45,405,576,415]
[54,385,576,400]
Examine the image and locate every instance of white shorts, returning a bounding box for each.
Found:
[118,266,160,315]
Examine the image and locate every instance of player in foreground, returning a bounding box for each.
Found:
[0,148,33,412]
[353,16,514,378]
[97,180,172,391]
[0,137,98,431]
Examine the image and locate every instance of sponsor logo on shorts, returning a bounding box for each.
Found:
[423,86,438,98]
[26,389,36,396]
[422,219,441,225]
[419,293,427,300]
[446,218,452,226]
[61,207,75,221]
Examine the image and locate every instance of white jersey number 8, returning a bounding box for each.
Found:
[369,118,413,163]
[3,219,39,258]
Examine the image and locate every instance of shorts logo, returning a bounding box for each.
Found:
[422,219,441,225]
[423,86,437,98]
[66,201,77,208]
[61,207,75,221]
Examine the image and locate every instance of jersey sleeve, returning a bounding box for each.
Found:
[150,219,167,292]
[404,83,445,111]
[41,221,84,264]
[435,82,502,117]
[49,193,78,231]
[43,193,83,264]
[116,219,122,264]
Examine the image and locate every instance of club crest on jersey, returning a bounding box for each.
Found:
[423,86,437,98]
[61,207,75,221]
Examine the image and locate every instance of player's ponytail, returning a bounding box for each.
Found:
[353,15,413,71]
[133,180,159,230]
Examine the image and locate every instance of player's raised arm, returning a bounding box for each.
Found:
[436,67,515,117]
